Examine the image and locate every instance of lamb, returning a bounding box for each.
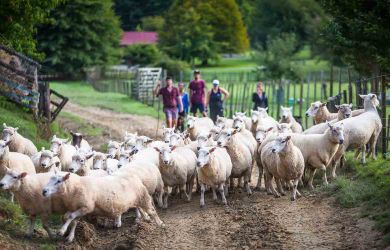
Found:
[280,106,303,133]
[37,149,61,173]
[287,122,345,189]
[261,135,305,200]
[154,145,197,208]
[234,112,252,130]
[186,116,214,140]
[2,123,38,157]
[330,94,382,178]
[0,169,67,239]
[196,146,232,207]
[42,171,164,243]
[216,128,253,195]
[69,149,107,177]
[92,152,119,175]
[215,116,234,129]
[107,140,122,159]
[70,131,91,151]
[305,101,338,124]
[50,135,76,171]
[335,103,365,118]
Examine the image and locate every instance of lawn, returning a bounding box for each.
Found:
[51,81,160,118]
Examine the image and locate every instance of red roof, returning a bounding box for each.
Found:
[120,31,158,46]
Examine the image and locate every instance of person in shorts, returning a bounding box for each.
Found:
[189,70,207,117]
[154,76,183,128]
[177,82,189,131]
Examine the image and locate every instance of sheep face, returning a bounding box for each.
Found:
[280,106,293,121]
[209,126,221,140]
[277,123,292,133]
[0,140,11,157]
[305,101,325,117]
[0,168,26,190]
[251,108,268,123]
[328,123,345,145]
[42,171,70,197]
[216,128,237,147]
[117,150,131,168]
[215,117,226,129]
[107,141,121,158]
[232,115,245,131]
[234,112,246,118]
[70,131,83,147]
[154,146,176,165]
[162,127,175,143]
[255,127,273,144]
[2,124,18,142]
[360,93,380,108]
[196,133,211,150]
[40,150,56,169]
[123,131,137,145]
[187,116,196,129]
[69,150,94,173]
[169,133,182,147]
[336,104,353,119]
[271,136,292,154]
[196,147,216,167]
[92,152,106,170]
[50,135,68,155]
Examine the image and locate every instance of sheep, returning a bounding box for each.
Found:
[2,123,38,157]
[186,116,214,140]
[216,128,253,195]
[196,146,232,207]
[167,132,190,147]
[92,152,119,175]
[0,169,66,239]
[70,131,91,151]
[305,101,338,124]
[280,106,303,133]
[50,135,76,171]
[153,145,197,208]
[232,114,258,156]
[335,103,365,119]
[329,94,382,178]
[215,116,233,129]
[261,135,305,200]
[234,112,252,130]
[107,140,122,159]
[37,149,61,173]
[123,131,137,144]
[250,107,278,135]
[162,126,176,143]
[69,149,107,177]
[287,122,345,189]
[42,171,164,243]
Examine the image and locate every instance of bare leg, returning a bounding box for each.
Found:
[321,164,328,186]
[229,177,234,191]
[65,221,78,243]
[135,208,142,223]
[219,184,227,205]
[157,190,163,208]
[139,208,151,221]
[224,180,229,197]
[200,183,206,208]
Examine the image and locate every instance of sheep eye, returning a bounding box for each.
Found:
[56,180,61,184]
[13,176,17,179]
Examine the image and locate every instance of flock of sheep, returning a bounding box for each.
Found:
[0,93,382,243]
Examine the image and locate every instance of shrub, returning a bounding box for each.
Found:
[122,44,161,66]
[154,54,189,76]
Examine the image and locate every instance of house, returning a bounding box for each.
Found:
[120,31,158,46]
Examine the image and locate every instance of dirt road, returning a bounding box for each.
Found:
[53,103,382,249]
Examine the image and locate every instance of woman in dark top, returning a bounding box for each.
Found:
[206,79,230,123]
[252,81,268,110]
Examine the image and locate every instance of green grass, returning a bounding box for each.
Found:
[60,112,103,136]
[325,156,390,246]
[51,81,160,118]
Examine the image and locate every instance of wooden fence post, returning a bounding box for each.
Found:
[381,75,387,157]
[330,64,334,97]
[348,68,353,104]
[299,80,304,124]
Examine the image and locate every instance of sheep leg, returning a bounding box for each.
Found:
[135,208,142,223]
[361,144,366,164]
[370,131,380,160]
[212,187,218,201]
[65,221,78,243]
[307,168,317,190]
[229,177,234,192]
[354,149,361,160]
[142,201,165,227]
[219,184,227,205]
[244,173,252,195]
[26,216,36,239]
[10,192,14,203]
[163,186,169,209]
[238,177,244,188]
[139,208,151,222]
[264,170,273,195]
[187,175,195,201]
[59,208,88,236]
[115,215,122,228]
[200,183,206,208]
[224,180,229,197]
[180,184,189,201]
[256,162,264,190]
[41,215,54,239]
[156,190,164,208]
[291,179,299,201]
[266,174,280,198]
[276,179,286,196]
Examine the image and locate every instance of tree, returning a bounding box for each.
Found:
[319,0,390,74]
[114,0,172,31]
[0,0,61,59]
[37,0,122,76]
[123,44,161,66]
[141,16,164,31]
[249,0,324,49]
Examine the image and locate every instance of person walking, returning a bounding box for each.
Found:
[177,82,189,132]
[252,81,268,110]
[206,79,229,123]
[189,70,207,117]
[154,76,183,128]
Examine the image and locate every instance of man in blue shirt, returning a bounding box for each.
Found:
[177,82,189,131]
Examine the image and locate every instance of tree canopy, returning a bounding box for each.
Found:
[0,0,61,59]
[37,0,122,76]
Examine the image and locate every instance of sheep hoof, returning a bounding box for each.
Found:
[24,234,33,240]
[135,218,141,224]
[200,203,205,208]
[290,197,296,201]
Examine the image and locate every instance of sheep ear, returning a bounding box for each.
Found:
[281,105,285,110]
[86,152,94,159]
[170,146,176,151]
[232,129,238,135]
[207,133,212,139]
[265,107,268,111]
[359,94,366,99]
[266,127,273,132]
[321,102,327,107]
[70,130,75,136]
[5,167,11,173]
[3,123,6,128]
[349,103,353,108]
[335,105,340,109]
[18,172,27,179]
[327,122,333,129]
[4,140,11,146]
[243,111,247,116]
[153,147,160,153]
[232,115,236,119]
[53,135,57,139]
[162,125,166,130]
[41,147,45,151]
[285,135,291,141]
[277,124,281,129]
[209,147,217,153]
[63,173,70,181]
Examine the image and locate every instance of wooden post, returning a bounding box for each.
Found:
[330,64,334,97]
[348,68,353,104]
[313,73,317,102]
[306,74,311,128]
[381,75,387,157]
[293,80,297,114]
[299,80,304,121]
[338,67,342,94]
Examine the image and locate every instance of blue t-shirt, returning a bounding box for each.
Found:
[178,92,189,114]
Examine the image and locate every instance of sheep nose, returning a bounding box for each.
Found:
[339,139,344,144]
[165,140,169,143]
[305,113,309,117]
[163,160,169,164]
[345,114,350,117]
[42,189,47,196]
[41,163,46,167]
[0,183,4,188]
[69,168,74,172]
[197,147,200,150]
[117,164,122,168]
[217,142,222,146]
[196,162,201,167]
[272,149,276,153]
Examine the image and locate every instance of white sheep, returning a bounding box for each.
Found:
[250,107,278,135]
[196,146,232,207]
[0,169,67,239]
[162,126,176,143]
[215,116,233,129]
[92,152,119,175]
[2,123,38,157]
[261,135,304,200]
[280,106,303,133]
[70,131,91,151]
[232,114,258,156]
[216,128,253,195]
[186,116,214,140]
[107,140,122,159]
[42,171,164,242]
[305,101,338,124]
[37,149,61,173]
[234,112,252,130]
[50,135,76,171]
[154,145,197,208]
[69,149,107,177]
